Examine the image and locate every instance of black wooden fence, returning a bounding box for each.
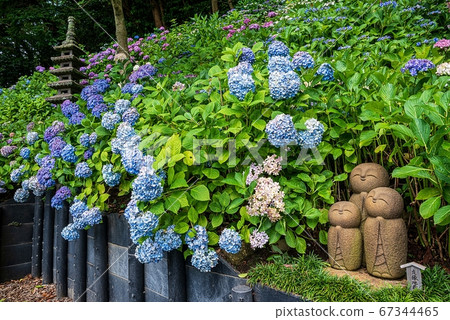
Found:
[1,194,301,302]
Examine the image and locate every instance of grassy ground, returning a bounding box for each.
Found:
[246,254,450,302]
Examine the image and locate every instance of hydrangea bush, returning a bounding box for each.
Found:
[1,0,449,270]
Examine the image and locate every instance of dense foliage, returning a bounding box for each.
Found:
[0,0,233,87]
[1,0,449,272]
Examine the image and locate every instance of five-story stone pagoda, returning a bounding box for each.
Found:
[46,16,87,104]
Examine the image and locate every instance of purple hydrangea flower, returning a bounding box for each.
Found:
[51,186,72,210]
[69,112,86,125]
[37,168,55,188]
[401,59,435,76]
[49,136,67,158]
[84,147,94,160]
[122,108,140,126]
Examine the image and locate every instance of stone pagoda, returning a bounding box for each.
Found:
[46,16,87,104]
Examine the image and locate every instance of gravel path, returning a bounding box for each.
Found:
[0,274,72,302]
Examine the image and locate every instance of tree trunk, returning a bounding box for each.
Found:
[110,0,129,61]
[211,0,219,13]
[228,0,234,9]
[158,0,165,26]
[150,0,163,28]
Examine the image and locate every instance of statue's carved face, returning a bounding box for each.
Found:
[329,201,360,228]
[350,163,389,193]
[365,187,404,219]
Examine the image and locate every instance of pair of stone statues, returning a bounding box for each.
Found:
[328,163,407,279]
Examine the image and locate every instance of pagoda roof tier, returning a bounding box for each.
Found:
[45,93,76,104]
[53,43,86,57]
[49,67,88,79]
[51,55,87,67]
[48,80,84,91]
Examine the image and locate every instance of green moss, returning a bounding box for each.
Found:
[246,254,450,302]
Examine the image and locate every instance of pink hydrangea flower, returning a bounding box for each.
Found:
[434,39,450,49]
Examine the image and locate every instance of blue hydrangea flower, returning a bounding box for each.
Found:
[401,59,435,76]
[26,132,39,145]
[49,136,67,158]
[36,168,55,188]
[296,118,325,148]
[265,114,298,147]
[228,72,255,101]
[92,79,110,93]
[28,176,46,196]
[102,111,121,130]
[34,154,43,166]
[191,249,219,272]
[219,228,242,254]
[51,186,72,210]
[379,1,397,8]
[124,199,140,221]
[292,51,315,70]
[61,144,78,163]
[237,47,256,64]
[10,165,25,183]
[268,41,290,57]
[111,138,125,155]
[228,62,254,76]
[116,122,136,140]
[22,179,30,191]
[131,84,143,94]
[269,70,300,100]
[91,103,108,118]
[60,100,79,117]
[114,99,131,115]
[185,225,208,251]
[70,199,89,218]
[61,223,80,241]
[121,147,144,175]
[14,188,29,203]
[102,164,121,187]
[132,167,163,202]
[79,133,90,147]
[315,63,335,81]
[81,86,97,100]
[89,132,97,145]
[154,225,182,252]
[135,238,164,264]
[73,207,102,229]
[129,212,159,244]
[75,162,92,178]
[268,56,294,73]
[122,108,140,126]
[20,147,31,159]
[121,83,134,94]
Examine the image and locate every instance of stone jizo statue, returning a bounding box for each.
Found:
[328,201,362,271]
[349,163,390,266]
[364,187,407,279]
